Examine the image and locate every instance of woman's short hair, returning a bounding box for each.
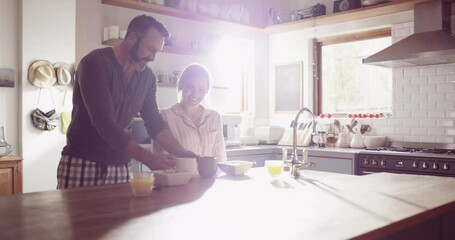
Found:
[177,64,211,91]
[126,15,170,40]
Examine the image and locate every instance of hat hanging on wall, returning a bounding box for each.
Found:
[28,60,57,88]
[53,62,73,86]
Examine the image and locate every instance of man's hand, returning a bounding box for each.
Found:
[143,153,176,170]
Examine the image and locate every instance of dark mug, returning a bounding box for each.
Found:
[197,157,218,178]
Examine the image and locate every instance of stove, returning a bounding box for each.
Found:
[356,142,455,177]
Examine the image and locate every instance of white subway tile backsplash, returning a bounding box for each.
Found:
[428,75,446,84]
[420,67,437,76]
[447,74,455,83]
[376,127,395,136]
[448,93,455,101]
[436,65,455,75]
[394,84,404,95]
[393,68,404,78]
[395,77,411,86]
[411,93,427,101]
[404,85,420,94]
[437,101,454,110]
[428,93,445,101]
[404,136,420,142]
[411,110,427,118]
[411,128,427,135]
[436,137,455,143]
[427,127,445,136]
[396,94,412,102]
[437,83,455,93]
[419,84,437,93]
[420,136,437,142]
[420,119,437,127]
[396,127,411,135]
[447,129,455,136]
[412,76,428,85]
[403,68,420,77]
[428,110,445,118]
[394,102,404,110]
[420,101,437,110]
[387,135,404,142]
[403,119,420,127]
[387,118,404,127]
[437,120,454,127]
[371,23,455,144]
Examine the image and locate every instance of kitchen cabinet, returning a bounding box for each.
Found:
[304,148,356,174]
[0,156,23,195]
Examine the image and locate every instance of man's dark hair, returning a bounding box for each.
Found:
[126,15,170,40]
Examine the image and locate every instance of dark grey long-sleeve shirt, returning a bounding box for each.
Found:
[62,47,168,165]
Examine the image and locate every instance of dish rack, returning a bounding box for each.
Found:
[278,128,313,147]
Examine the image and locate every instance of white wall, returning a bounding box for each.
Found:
[0,0,19,155]
[268,11,455,143]
[21,0,76,192]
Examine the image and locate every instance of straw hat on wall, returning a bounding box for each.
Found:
[53,62,73,86]
[27,60,57,88]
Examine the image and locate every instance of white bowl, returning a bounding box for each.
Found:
[364,136,387,148]
[218,160,253,176]
[153,170,193,186]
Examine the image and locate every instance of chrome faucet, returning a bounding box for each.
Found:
[289,107,316,178]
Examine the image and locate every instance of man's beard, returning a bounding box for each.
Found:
[129,40,152,71]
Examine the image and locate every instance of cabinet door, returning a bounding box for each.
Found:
[306,156,353,175]
[0,166,14,195]
[0,160,22,195]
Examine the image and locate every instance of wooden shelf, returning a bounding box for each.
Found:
[101,0,264,32]
[102,0,429,35]
[264,0,430,34]
[102,39,207,57]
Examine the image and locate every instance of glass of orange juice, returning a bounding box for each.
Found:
[265,160,284,177]
[130,172,154,197]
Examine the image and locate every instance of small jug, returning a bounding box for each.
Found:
[335,132,350,148]
[350,131,365,149]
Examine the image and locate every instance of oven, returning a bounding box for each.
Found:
[355,142,455,178]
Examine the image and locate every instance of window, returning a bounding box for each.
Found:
[314,28,392,117]
[204,36,254,114]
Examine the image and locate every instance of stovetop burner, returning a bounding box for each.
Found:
[366,147,455,155]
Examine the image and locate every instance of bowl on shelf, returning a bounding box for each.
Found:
[153,169,193,187]
[0,144,13,157]
[218,160,253,176]
[364,136,387,149]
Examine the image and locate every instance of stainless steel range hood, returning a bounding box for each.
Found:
[363,0,455,68]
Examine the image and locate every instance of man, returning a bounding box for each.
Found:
[57,15,196,189]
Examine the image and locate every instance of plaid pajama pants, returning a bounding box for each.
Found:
[57,155,131,189]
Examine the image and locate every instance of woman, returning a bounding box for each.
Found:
[155,64,227,162]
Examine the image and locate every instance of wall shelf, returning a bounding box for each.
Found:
[264,0,430,34]
[102,39,207,57]
[101,0,264,32]
[102,0,429,35]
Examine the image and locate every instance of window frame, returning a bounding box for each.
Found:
[313,28,391,117]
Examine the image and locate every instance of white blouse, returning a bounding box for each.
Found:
[155,104,227,162]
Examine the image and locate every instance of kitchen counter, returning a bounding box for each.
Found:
[1,169,454,239]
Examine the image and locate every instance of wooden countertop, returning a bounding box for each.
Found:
[0,169,454,240]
